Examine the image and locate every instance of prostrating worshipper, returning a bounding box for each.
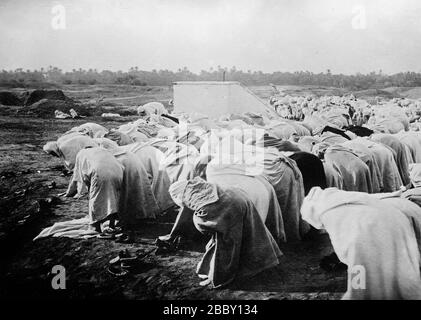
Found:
[261,150,310,241]
[285,120,311,137]
[137,101,168,117]
[371,133,411,187]
[369,118,406,134]
[69,122,108,138]
[205,140,286,244]
[302,115,329,134]
[115,143,174,212]
[103,129,133,146]
[258,134,302,152]
[161,143,304,243]
[323,161,343,189]
[63,147,123,233]
[111,148,160,242]
[156,154,215,248]
[116,123,149,142]
[289,151,327,195]
[353,138,403,192]
[153,140,200,183]
[265,120,297,140]
[320,110,350,129]
[322,145,372,193]
[93,137,119,150]
[43,134,97,170]
[206,166,286,244]
[395,131,421,163]
[169,178,283,288]
[56,130,88,144]
[341,139,382,193]
[301,187,421,300]
[372,105,410,132]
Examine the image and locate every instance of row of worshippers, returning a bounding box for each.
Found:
[42,108,421,299]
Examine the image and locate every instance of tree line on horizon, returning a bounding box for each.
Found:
[2,66,421,90]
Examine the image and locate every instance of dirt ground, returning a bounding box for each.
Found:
[0,114,346,300]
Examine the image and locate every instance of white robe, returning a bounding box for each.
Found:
[69,147,123,224]
[121,143,174,211]
[56,135,97,170]
[301,187,421,300]
[206,161,286,244]
[113,151,159,225]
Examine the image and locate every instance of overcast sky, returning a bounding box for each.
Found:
[1,0,421,74]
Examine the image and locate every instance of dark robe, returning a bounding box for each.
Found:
[346,125,374,137]
[289,151,327,195]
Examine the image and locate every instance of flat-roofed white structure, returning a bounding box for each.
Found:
[173,81,277,118]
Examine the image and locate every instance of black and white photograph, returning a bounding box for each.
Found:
[1,0,421,307]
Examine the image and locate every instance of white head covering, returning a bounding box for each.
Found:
[43,141,60,157]
[168,177,219,210]
[169,180,189,208]
[301,187,379,229]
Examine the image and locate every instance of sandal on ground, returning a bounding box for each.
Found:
[121,261,136,269]
[109,255,121,264]
[109,249,137,264]
[107,264,129,277]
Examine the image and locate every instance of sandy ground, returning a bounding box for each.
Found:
[0,114,346,300]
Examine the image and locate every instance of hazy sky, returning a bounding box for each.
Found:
[1,0,421,74]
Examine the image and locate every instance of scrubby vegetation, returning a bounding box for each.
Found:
[3,66,421,90]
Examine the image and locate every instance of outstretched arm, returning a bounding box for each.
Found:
[64,179,78,197]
